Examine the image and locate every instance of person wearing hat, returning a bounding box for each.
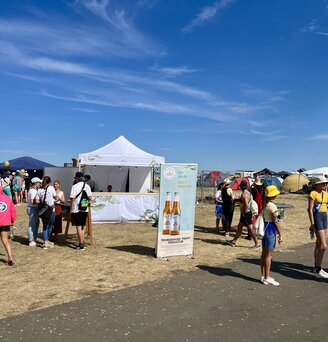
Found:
[221,178,235,237]
[260,185,282,286]
[0,171,12,198]
[308,176,328,279]
[27,177,42,247]
[12,171,23,205]
[227,179,260,249]
[70,172,92,250]
[0,185,16,266]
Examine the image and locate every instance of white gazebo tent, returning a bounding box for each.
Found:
[79,135,165,192]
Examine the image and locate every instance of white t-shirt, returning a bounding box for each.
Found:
[28,188,39,207]
[70,182,92,213]
[0,177,11,189]
[38,186,56,206]
[215,190,222,201]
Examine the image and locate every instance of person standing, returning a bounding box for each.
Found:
[308,176,328,279]
[227,179,260,249]
[221,178,234,237]
[0,185,16,266]
[38,176,56,249]
[12,171,23,205]
[27,177,42,246]
[215,183,224,233]
[52,180,65,241]
[0,171,12,198]
[260,185,282,286]
[70,172,92,250]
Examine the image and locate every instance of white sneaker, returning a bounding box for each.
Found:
[315,269,328,279]
[29,241,36,247]
[263,277,280,286]
[260,276,264,283]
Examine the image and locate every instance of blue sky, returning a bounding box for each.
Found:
[1,0,328,172]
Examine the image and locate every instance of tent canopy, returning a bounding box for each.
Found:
[230,177,251,190]
[79,135,165,167]
[0,156,55,171]
[282,174,309,193]
[301,167,328,177]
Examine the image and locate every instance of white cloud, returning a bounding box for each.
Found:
[156,66,201,77]
[182,0,235,33]
[310,134,328,140]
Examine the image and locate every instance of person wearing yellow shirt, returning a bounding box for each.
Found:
[260,185,282,286]
[308,176,328,279]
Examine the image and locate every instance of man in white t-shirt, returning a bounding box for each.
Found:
[70,172,92,251]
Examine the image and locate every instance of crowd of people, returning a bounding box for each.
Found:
[214,175,328,285]
[0,171,94,264]
[0,169,327,287]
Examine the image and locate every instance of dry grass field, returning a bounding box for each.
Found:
[0,193,311,319]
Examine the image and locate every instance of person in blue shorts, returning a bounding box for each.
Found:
[260,185,282,286]
[215,183,224,233]
[308,176,328,279]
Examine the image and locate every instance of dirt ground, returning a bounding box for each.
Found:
[0,193,311,319]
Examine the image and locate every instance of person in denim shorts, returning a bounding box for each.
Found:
[260,185,282,286]
[308,176,328,279]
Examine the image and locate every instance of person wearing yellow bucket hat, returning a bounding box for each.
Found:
[260,185,282,286]
[308,175,328,279]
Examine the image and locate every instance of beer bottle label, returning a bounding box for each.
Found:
[172,213,180,230]
[163,213,171,230]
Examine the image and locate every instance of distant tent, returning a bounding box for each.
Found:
[254,168,274,177]
[282,174,309,193]
[0,156,56,178]
[230,177,251,190]
[273,171,290,179]
[260,176,282,190]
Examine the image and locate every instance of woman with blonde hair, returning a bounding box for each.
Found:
[52,180,65,240]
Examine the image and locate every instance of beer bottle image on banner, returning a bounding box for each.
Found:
[162,192,172,234]
[170,192,181,235]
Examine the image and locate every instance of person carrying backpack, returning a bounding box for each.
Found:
[70,172,92,251]
[226,179,260,249]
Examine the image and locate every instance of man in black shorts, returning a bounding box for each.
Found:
[70,172,92,250]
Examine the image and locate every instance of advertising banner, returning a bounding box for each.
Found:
[156,164,198,258]
[91,193,159,223]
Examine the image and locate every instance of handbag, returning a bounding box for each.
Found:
[38,187,53,224]
[253,215,264,238]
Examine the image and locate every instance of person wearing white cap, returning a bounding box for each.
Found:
[27,177,42,247]
[308,176,328,279]
[0,171,12,199]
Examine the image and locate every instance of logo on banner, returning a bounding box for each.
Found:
[163,167,176,180]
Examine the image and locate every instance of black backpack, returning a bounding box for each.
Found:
[75,182,89,211]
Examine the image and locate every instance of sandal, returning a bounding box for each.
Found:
[7,260,14,267]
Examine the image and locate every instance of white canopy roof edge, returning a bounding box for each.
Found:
[79,135,165,166]
[301,167,328,176]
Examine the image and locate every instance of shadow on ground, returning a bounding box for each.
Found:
[107,245,155,257]
[238,257,315,281]
[197,264,259,284]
